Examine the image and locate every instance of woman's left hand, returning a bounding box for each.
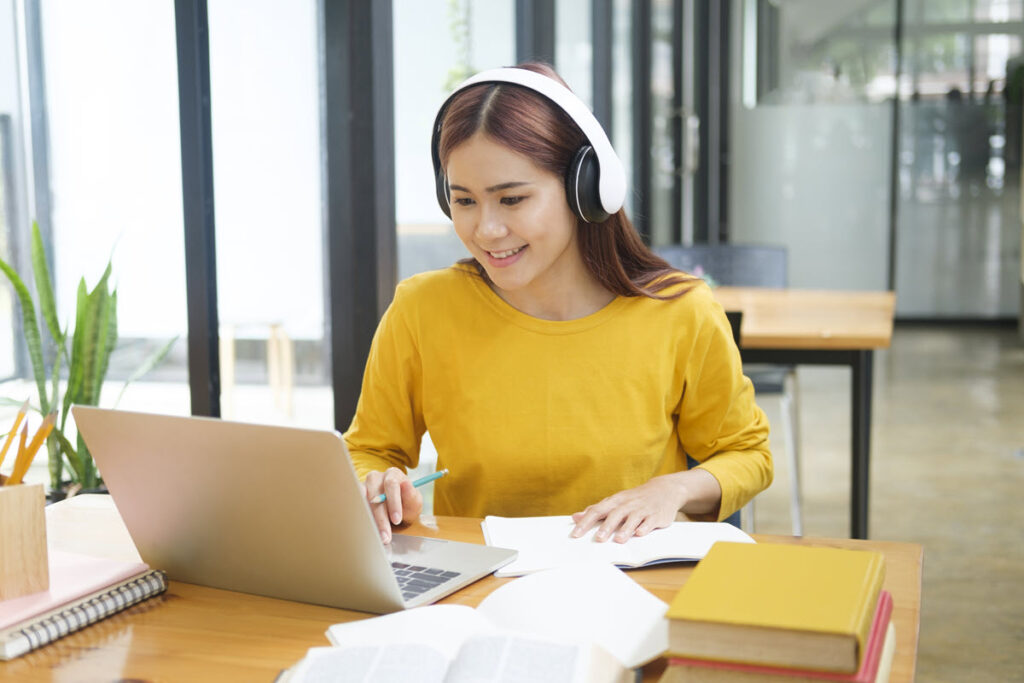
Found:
[570,469,722,543]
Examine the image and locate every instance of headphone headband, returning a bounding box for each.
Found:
[431,67,627,218]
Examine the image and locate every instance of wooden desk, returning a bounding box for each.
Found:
[4,502,921,682]
[712,287,897,539]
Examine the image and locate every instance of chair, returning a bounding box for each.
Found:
[655,244,803,536]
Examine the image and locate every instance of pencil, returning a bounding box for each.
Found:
[5,424,28,486]
[0,398,29,471]
[370,468,449,504]
[7,412,56,486]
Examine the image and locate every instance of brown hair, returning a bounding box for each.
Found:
[437,62,696,299]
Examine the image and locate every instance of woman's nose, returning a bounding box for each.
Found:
[476,204,508,240]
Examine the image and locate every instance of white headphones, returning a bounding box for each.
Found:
[431,67,627,224]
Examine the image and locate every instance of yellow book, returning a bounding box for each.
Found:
[665,542,886,674]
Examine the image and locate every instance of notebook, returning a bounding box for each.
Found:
[72,406,517,615]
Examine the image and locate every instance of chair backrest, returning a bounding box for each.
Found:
[654,244,788,288]
[724,310,743,345]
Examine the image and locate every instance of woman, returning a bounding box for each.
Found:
[346,62,772,545]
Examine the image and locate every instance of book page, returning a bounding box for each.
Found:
[475,564,668,670]
[482,515,754,577]
[289,644,448,683]
[325,605,492,662]
[446,634,627,683]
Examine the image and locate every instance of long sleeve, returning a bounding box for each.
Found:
[676,295,774,521]
[343,282,426,480]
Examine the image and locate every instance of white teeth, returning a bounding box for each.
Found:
[489,246,525,259]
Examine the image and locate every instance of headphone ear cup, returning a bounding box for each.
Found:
[566,145,609,224]
[436,170,452,218]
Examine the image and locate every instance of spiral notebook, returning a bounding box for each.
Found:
[0,550,168,660]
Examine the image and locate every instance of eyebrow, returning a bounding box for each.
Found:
[448,181,532,193]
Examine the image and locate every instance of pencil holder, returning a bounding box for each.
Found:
[0,481,50,601]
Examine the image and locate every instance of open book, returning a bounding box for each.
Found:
[482,515,755,577]
[283,564,668,682]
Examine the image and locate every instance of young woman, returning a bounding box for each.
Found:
[346,63,772,544]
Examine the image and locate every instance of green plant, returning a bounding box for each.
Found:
[0,221,176,492]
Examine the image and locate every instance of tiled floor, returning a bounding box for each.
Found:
[750,324,1024,682]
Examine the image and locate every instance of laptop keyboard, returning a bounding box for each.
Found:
[391,562,461,601]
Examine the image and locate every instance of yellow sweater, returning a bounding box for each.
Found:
[345,264,773,521]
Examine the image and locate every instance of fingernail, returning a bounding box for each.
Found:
[570,527,581,538]
[595,531,607,541]
[382,531,391,543]
[391,512,401,524]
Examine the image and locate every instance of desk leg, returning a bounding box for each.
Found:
[851,350,873,539]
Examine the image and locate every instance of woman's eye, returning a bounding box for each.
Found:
[500,196,525,206]
[452,197,475,207]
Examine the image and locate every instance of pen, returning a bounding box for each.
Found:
[371,468,449,504]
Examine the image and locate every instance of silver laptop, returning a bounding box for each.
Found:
[72,405,516,614]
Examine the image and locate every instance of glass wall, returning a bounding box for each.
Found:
[649,0,676,246]
[38,0,191,412]
[556,0,593,107]
[728,0,896,291]
[613,0,635,217]
[0,0,24,382]
[207,0,331,425]
[894,0,1022,317]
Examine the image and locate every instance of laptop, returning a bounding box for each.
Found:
[72,405,517,614]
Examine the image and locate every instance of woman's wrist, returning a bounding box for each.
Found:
[673,468,723,517]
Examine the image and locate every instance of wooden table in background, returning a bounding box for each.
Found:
[4,504,922,682]
[713,287,897,539]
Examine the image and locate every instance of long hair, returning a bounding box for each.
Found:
[437,62,696,300]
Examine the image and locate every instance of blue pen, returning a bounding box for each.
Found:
[371,468,449,504]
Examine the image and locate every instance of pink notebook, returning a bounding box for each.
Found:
[0,550,149,630]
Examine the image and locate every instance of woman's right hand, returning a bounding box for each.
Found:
[360,467,424,544]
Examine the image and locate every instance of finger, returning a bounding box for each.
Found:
[570,503,610,538]
[614,510,648,543]
[594,506,630,543]
[633,517,658,537]
[399,479,425,522]
[383,470,406,525]
[363,471,392,543]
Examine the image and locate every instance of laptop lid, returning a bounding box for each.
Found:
[72,406,516,614]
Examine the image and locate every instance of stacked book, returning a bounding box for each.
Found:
[0,549,167,660]
[660,542,895,683]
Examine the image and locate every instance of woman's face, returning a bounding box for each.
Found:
[446,132,584,302]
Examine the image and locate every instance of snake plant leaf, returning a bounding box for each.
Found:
[29,221,63,347]
[92,286,117,404]
[54,428,84,483]
[49,338,62,428]
[65,277,89,412]
[78,432,97,489]
[113,334,179,407]
[0,257,48,413]
[81,264,113,406]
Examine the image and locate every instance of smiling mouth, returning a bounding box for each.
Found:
[487,246,527,259]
